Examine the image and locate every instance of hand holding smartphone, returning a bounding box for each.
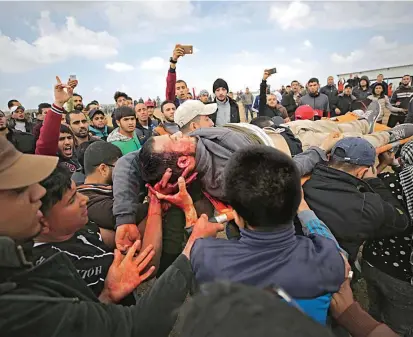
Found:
[265,68,277,75]
[176,44,193,55]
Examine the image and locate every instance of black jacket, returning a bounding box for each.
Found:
[5,128,35,154]
[391,85,413,111]
[303,164,409,262]
[211,97,240,124]
[281,92,299,118]
[8,119,34,134]
[259,80,284,119]
[265,125,303,156]
[336,93,356,115]
[77,183,148,230]
[404,96,413,124]
[320,85,339,112]
[0,236,194,337]
[135,119,154,145]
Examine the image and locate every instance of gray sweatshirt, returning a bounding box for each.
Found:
[113,127,328,225]
[300,93,330,116]
[215,99,231,126]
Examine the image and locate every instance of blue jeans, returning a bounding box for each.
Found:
[244,104,253,121]
[362,260,413,336]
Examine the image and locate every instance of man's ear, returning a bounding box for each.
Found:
[189,122,198,132]
[38,217,51,235]
[98,163,109,177]
[233,210,246,229]
[116,120,120,127]
[177,155,196,171]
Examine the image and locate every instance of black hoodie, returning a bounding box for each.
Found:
[353,76,372,100]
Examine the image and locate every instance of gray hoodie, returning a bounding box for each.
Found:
[190,126,328,200]
[113,126,328,225]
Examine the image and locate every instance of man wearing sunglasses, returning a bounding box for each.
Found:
[88,109,113,141]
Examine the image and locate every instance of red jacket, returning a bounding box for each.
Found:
[35,104,63,156]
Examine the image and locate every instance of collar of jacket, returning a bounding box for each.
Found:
[311,163,374,192]
[89,125,108,136]
[309,91,320,98]
[136,118,153,129]
[239,224,296,248]
[0,236,33,281]
[76,183,113,194]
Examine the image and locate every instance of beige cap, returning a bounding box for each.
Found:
[0,137,58,190]
[174,100,217,128]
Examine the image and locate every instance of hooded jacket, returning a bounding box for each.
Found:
[320,84,339,112]
[336,93,356,115]
[0,236,194,337]
[303,163,409,262]
[353,76,372,100]
[281,91,300,118]
[191,126,328,200]
[107,128,141,155]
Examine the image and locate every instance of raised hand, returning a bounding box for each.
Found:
[172,45,185,62]
[263,70,271,81]
[115,224,142,252]
[54,76,74,107]
[101,240,155,303]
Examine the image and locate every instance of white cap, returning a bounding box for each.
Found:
[175,100,217,128]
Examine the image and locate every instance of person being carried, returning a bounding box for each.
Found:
[152,145,349,324]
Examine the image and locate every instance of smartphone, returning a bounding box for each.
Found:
[177,44,193,55]
[266,68,277,75]
[69,75,77,81]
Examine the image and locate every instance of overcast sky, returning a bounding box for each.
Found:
[1,1,413,109]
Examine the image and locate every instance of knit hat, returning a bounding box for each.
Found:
[213,78,229,93]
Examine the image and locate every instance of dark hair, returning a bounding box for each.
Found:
[7,99,19,109]
[308,77,319,84]
[161,100,176,113]
[84,141,122,176]
[178,282,332,337]
[286,85,291,88]
[372,83,385,98]
[73,93,82,100]
[139,137,185,185]
[40,165,72,216]
[84,103,94,111]
[114,91,128,102]
[38,103,51,115]
[114,106,135,121]
[126,96,133,101]
[60,124,74,136]
[344,84,352,89]
[176,80,188,88]
[291,80,298,85]
[66,110,86,125]
[250,116,273,129]
[224,145,301,228]
[90,100,99,105]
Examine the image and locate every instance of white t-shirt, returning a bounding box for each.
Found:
[14,121,26,132]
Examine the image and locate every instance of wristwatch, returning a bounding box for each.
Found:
[169,57,177,64]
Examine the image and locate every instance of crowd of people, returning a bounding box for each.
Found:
[1,44,413,337]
